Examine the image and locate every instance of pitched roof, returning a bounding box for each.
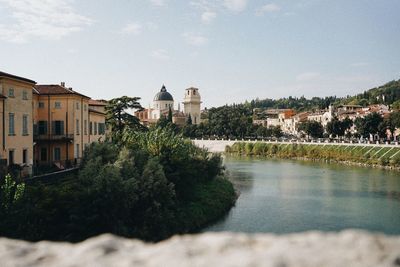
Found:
[0,71,36,84]
[89,99,107,106]
[89,108,106,115]
[34,84,90,99]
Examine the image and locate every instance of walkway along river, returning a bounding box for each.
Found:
[192,141,400,235]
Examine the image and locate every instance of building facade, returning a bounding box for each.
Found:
[0,71,36,175]
[33,84,92,168]
[183,87,202,125]
[136,85,202,126]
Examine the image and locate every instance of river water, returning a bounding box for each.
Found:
[205,157,400,235]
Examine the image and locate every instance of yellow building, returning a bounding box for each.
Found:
[33,83,106,170]
[88,99,107,143]
[0,71,36,175]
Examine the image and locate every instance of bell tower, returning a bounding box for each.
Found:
[183,87,202,125]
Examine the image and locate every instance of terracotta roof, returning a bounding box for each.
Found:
[89,99,107,106]
[0,71,36,84]
[89,108,106,115]
[34,84,90,99]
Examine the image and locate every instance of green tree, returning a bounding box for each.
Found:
[167,107,173,123]
[0,174,25,211]
[105,96,145,141]
[326,117,353,138]
[354,112,383,138]
[298,121,324,138]
[186,114,193,125]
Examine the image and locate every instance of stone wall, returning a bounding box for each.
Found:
[1,230,400,267]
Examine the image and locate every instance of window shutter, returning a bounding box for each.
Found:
[60,121,65,135]
[52,121,55,135]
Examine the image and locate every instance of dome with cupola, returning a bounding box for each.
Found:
[154,85,174,101]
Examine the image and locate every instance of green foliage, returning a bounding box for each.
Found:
[250,79,400,111]
[326,117,353,137]
[298,121,324,138]
[0,128,236,242]
[354,112,384,138]
[226,142,400,168]
[0,174,25,211]
[105,96,146,142]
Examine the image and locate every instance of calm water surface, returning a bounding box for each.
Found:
[205,157,400,235]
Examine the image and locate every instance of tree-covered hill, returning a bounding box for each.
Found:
[250,78,400,111]
[342,79,400,107]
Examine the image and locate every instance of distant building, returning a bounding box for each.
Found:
[136,85,202,126]
[33,83,107,170]
[183,87,202,125]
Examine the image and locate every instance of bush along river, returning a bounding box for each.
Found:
[204,156,400,235]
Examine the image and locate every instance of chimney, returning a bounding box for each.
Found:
[60,82,65,87]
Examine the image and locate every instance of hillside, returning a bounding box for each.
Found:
[250,79,400,111]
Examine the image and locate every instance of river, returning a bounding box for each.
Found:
[204,157,400,235]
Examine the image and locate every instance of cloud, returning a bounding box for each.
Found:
[296,72,321,81]
[0,0,92,43]
[151,49,170,61]
[183,32,208,46]
[256,3,281,16]
[120,23,143,35]
[149,0,166,6]
[201,11,217,24]
[222,0,248,12]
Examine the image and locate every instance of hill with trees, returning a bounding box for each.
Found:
[250,79,400,111]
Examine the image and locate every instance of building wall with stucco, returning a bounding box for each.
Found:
[0,77,35,174]
[33,92,90,165]
[183,88,201,125]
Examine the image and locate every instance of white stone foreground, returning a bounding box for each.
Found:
[1,231,400,267]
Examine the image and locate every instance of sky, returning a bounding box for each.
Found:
[0,0,399,109]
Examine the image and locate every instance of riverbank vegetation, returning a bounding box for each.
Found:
[0,127,236,242]
[226,142,400,168]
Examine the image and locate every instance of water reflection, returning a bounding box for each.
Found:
[205,157,400,235]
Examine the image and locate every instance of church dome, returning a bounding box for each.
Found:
[154,85,174,101]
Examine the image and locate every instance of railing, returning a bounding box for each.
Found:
[34,134,74,141]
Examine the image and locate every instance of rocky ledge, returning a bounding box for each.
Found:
[1,230,400,267]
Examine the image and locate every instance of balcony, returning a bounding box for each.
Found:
[34,134,74,142]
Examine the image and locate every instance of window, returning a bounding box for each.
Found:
[84,104,87,111]
[187,91,190,95]
[55,102,61,109]
[8,88,14,97]
[23,149,28,164]
[76,102,80,110]
[193,90,196,95]
[9,150,14,165]
[84,120,87,135]
[9,113,15,135]
[75,144,80,159]
[38,121,48,135]
[54,147,61,161]
[89,122,93,135]
[40,148,47,161]
[98,123,106,135]
[76,119,80,135]
[38,102,45,108]
[94,122,97,135]
[22,115,28,135]
[52,121,64,135]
